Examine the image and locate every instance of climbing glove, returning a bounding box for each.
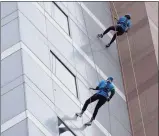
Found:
[107,97,110,102]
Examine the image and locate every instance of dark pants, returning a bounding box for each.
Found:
[82,94,107,120]
[103,25,124,46]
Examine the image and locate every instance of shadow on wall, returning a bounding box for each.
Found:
[45,117,59,136]
[61,115,86,131]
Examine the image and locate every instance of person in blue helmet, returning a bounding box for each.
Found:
[75,77,115,126]
[97,14,132,48]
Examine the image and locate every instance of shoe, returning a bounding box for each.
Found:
[97,34,103,38]
[75,113,82,118]
[105,44,110,48]
[84,121,92,126]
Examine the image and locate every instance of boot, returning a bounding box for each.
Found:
[105,43,111,48]
[97,34,103,38]
[84,120,92,126]
[75,111,84,118]
[84,117,94,126]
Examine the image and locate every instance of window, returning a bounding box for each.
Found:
[58,118,76,136]
[53,2,70,36]
[50,51,78,98]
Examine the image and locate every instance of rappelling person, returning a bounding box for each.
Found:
[97,14,132,48]
[75,77,115,126]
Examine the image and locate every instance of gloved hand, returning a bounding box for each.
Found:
[107,97,110,102]
[97,34,103,38]
[89,87,95,90]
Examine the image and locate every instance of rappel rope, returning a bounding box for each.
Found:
[81,2,113,136]
[44,2,58,126]
[80,4,95,134]
[44,4,83,135]
[109,2,130,136]
[67,4,86,135]
[112,2,147,136]
[80,4,101,87]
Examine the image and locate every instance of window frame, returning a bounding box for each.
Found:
[58,117,76,136]
[52,2,71,36]
[50,50,78,98]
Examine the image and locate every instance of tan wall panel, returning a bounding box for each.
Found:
[111,2,158,136]
[122,63,136,94]
[134,51,157,86]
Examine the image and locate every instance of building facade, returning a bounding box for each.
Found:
[1,2,158,136]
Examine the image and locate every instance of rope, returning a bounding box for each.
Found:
[80,2,100,97]
[109,2,133,136]
[67,4,86,134]
[44,2,57,120]
[44,4,84,135]
[80,4,102,135]
[44,2,146,136]
[106,2,119,135]
[80,3,122,136]
[79,3,103,84]
[44,4,83,136]
[80,4,114,136]
[112,2,147,136]
[80,4,94,132]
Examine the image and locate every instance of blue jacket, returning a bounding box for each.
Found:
[117,16,132,31]
[96,80,115,98]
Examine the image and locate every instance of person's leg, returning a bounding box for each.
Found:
[97,26,116,38]
[91,96,107,120]
[103,26,116,36]
[106,30,124,48]
[106,32,117,47]
[85,95,107,126]
[76,94,98,117]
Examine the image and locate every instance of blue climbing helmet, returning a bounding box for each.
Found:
[107,77,114,82]
[125,14,131,19]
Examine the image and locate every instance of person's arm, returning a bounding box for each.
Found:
[125,21,131,33]
[107,89,115,101]
[89,80,104,90]
[89,86,99,90]
[117,16,123,24]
